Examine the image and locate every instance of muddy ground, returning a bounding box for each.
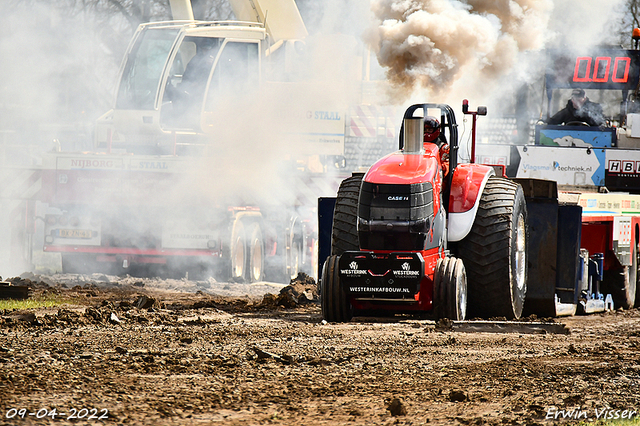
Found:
[0,273,639,425]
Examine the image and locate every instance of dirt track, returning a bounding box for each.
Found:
[1,274,639,425]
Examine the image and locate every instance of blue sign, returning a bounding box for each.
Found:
[536,125,616,148]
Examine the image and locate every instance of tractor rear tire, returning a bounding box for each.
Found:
[602,244,638,309]
[321,255,353,323]
[433,257,467,321]
[458,177,528,319]
[331,175,363,255]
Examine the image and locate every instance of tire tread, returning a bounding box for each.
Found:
[458,177,527,319]
[331,175,363,255]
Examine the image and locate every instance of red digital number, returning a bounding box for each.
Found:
[612,56,630,83]
[573,57,592,82]
[573,55,631,84]
[592,57,611,82]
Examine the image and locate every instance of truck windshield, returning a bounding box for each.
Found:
[116,28,179,110]
[160,38,258,130]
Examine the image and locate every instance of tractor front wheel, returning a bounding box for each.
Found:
[321,255,353,323]
[433,257,467,321]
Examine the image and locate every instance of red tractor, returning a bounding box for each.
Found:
[321,102,528,322]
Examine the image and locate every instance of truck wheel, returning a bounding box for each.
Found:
[310,239,319,282]
[321,255,353,322]
[230,220,246,282]
[61,254,93,274]
[433,257,467,321]
[458,177,528,319]
[288,239,301,281]
[61,253,114,275]
[247,223,264,283]
[331,175,363,255]
[603,244,638,309]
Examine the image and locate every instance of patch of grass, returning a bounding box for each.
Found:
[0,294,79,311]
[603,418,640,425]
[579,414,640,425]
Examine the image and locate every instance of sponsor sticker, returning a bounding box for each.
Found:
[348,287,411,293]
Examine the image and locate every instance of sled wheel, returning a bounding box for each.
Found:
[458,177,528,319]
[433,257,467,321]
[331,175,363,255]
[636,242,640,309]
[321,255,353,323]
[247,223,264,283]
[230,220,246,282]
[603,244,638,309]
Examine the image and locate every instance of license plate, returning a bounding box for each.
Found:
[58,229,93,238]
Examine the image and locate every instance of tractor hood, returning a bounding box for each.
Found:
[364,145,440,185]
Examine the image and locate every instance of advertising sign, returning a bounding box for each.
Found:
[536,125,616,148]
[475,144,606,186]
[605,148,640,192]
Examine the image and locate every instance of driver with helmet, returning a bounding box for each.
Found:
[424,116,450,175]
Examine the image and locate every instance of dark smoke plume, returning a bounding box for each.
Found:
[364,0,622,102]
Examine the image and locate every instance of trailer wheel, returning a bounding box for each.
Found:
[458,177,528,319]
[433,257,467,321]
[321,255,352,322]
[603,244,638,310]
[331,175,363,255]
[230,220,246,282]
[247,223,264,283]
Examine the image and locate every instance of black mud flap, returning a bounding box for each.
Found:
[338,252,424,300]
[317,196,337,281]
[515,178,582,317]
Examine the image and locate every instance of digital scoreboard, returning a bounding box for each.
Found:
[545,49,640,91]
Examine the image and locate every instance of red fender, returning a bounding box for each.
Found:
[448,164,495,241]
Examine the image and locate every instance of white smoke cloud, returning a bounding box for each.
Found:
[0,0,369,280]
[0,0,629,280]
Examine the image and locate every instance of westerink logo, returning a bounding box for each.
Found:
[341,261,366,275]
